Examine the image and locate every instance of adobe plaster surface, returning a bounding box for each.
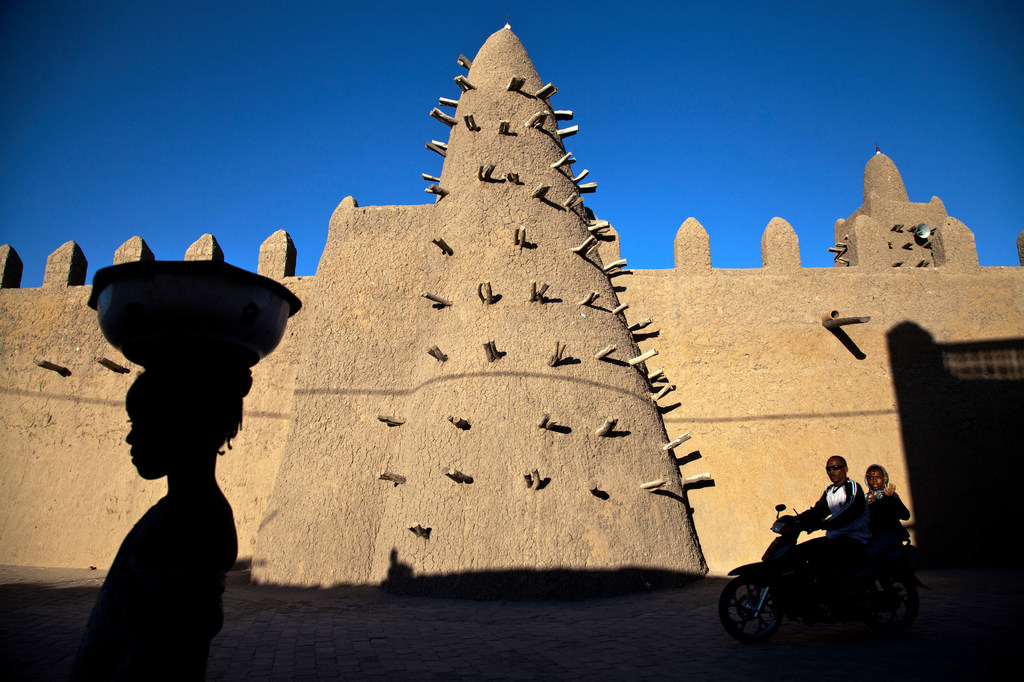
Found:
[1,27,1021,594]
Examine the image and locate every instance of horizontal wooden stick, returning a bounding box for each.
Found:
[446,467,473,483]
[421,292,452,306]
[96,357,129,374]
[663,433,691,451]
[430,108,457,127]
[628,348,657,366]
[534,83,557,99]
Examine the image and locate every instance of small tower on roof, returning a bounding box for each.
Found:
[832,150,976,270]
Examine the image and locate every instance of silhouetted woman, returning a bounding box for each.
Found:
[72,362,251,680]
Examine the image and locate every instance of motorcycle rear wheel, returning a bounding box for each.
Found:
[719,576,782,642]
[864,576,919,633]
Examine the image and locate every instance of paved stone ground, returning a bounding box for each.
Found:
[1,565,1019,680]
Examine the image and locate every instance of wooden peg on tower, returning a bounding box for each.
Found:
[551,152,575,169]
[554,110,574,121]
[531,185,550,200]
[430,108,457,127]
[439,97,459,108]
[525,112,548,129]
[478,164,496,181]
[477,281,494,304]
[498,120,512,135]
[628,317,653,332]
[427,346,448,362]
[628,349,658,366]
[507,76,526,92]
[663,433,692,451]
[595,418,618,437]
[651,384,676,401]
[422,173,440,182]
[548,341,566,367]
[578,291,599,306]
[577,182,598,194]
[557,125,578,139]
[571,169,590,184]
[611,303,628,315]
[563,195,583,210]
[424,185,449,199]
[594,345,616,360]
[425,140,448,157]
[514,225,527,249]
[464,115,481,131]
[572,235,597,255]
[534,83,557,99]
[603,259,627,274]
[454,75,476,91]
[529,280,550,302]
[457,54,472,69]
[537,414,558,430]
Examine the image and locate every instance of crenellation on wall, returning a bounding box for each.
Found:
[760,217,800,270]
[184,233,224,261]
[258,230,297,280]
[673,217,712,273]
[1,244,23,288]
[43,241,88,287]
[113,236,155,265]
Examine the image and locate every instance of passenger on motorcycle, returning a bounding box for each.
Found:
[796,456,872,588]
[864,464,911,557]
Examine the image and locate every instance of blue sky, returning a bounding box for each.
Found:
[2,1,1022,286]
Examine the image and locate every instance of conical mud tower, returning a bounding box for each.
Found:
[252,27,707,597]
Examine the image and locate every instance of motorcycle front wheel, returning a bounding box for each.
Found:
[718,576,782,642]
[864,576,919,633]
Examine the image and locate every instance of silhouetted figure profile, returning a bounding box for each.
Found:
[72,360,252,681]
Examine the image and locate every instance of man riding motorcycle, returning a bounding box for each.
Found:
[795,455,872,593]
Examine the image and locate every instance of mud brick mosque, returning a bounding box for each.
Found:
[2,27,1022,596]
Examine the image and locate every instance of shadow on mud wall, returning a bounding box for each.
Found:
[887,322,1024,567]
[381,549,704,600]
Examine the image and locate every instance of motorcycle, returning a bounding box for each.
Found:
[718,504,922,642]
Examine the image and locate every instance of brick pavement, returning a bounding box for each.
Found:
[1,566,1018,680]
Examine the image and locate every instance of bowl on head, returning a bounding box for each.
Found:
[89,261,302,369]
